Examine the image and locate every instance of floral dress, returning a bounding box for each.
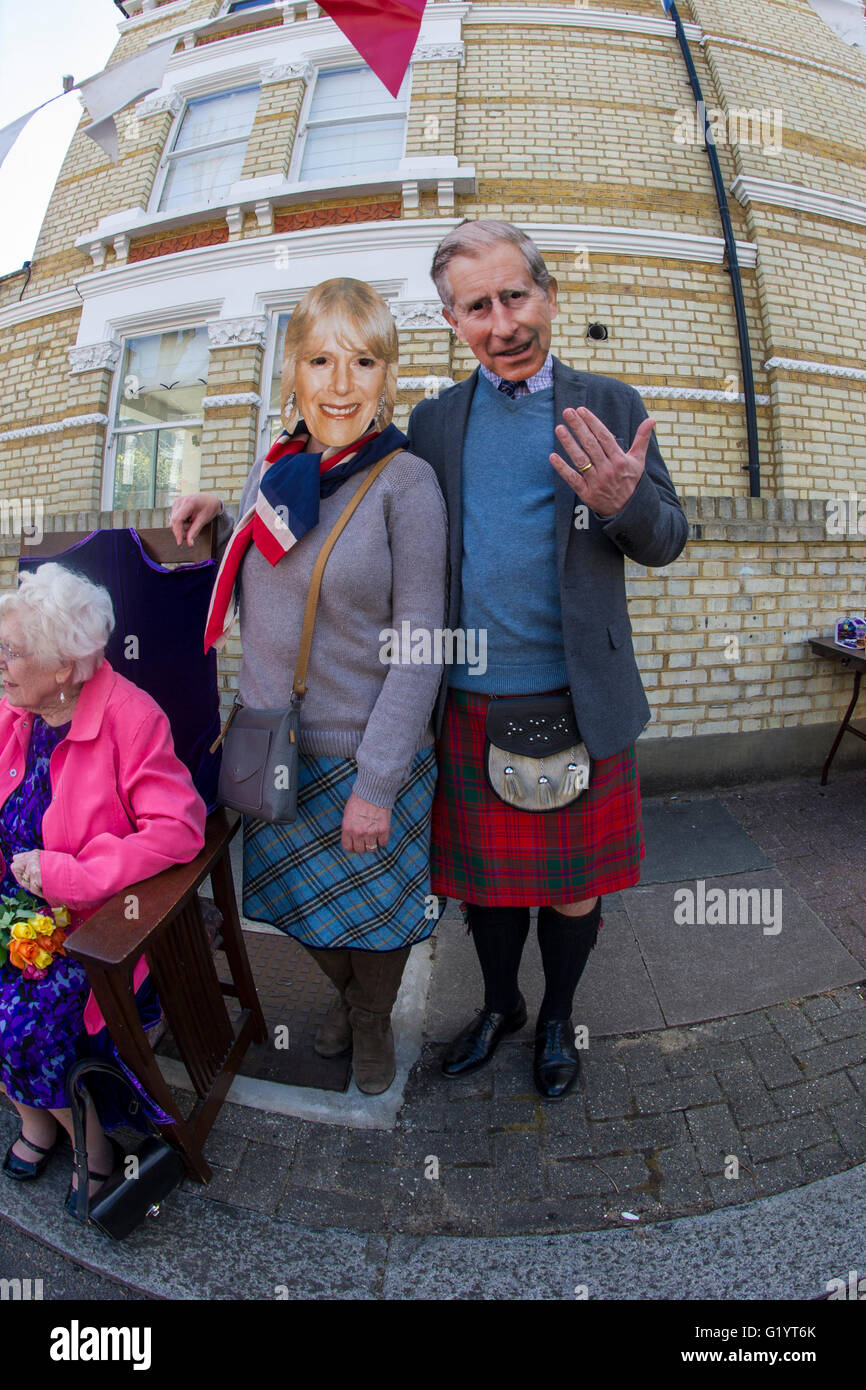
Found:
[0,715,88,1109]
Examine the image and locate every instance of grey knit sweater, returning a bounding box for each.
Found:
[214,448,448,808]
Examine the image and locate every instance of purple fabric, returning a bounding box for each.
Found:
[0,718,170,1127]
[0,715,70,895]
[0,717,86,1108]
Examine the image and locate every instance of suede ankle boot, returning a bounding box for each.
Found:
[345,948,410,1094]
[304,946,354,1058]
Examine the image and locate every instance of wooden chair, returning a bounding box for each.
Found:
[21,524,267,1182]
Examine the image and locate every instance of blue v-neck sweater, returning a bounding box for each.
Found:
[449,371,568,693]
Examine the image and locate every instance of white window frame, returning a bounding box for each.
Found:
[150,83,262,216]
[103,322,212,511]
[258,305,298,453]
[288,62,411,185]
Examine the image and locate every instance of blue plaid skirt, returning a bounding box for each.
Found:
[242,748,437,951]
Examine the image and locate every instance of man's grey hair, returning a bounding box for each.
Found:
[431,220,553,312]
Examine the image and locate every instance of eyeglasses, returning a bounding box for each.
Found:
[0,639,27,662]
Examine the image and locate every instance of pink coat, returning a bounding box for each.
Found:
[0,659,207,1032]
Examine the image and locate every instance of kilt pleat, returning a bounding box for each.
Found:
[243,747,437,950]
[430,689,644,906]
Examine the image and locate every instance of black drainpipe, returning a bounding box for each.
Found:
[666,1,761,497]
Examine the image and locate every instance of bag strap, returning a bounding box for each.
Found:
[292,447,402,700]
[65,1057,176,1220]
[66,1061,93,1222]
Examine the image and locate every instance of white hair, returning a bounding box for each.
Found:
[0,564,115,683]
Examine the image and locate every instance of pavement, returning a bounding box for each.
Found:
[1,767,865,1301]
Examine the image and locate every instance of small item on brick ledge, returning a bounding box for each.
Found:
[835,617,866,650]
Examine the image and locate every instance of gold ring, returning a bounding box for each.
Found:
[365,843,377,851]
[577,462,594,474]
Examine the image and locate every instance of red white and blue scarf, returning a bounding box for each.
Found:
[204,421,407,652]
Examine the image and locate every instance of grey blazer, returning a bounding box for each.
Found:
[406,355,689,759]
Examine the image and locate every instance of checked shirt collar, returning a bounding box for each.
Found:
[479,351,554,398]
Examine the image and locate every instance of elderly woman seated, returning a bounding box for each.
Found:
[0,563,206,1215]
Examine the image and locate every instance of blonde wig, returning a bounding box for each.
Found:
[280,278,399,433]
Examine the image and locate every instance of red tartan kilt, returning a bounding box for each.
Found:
[430,688,644,907]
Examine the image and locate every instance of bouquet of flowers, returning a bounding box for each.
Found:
[0,890,71,980]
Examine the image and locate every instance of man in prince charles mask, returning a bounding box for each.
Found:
[407,220,688,1099]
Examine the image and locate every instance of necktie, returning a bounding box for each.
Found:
[498,378,526,398]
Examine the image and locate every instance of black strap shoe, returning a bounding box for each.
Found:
[441,994,527,1077]
[533,1019,583,1099]
[2,1132,59,1182]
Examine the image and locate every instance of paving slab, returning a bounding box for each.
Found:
[158,935,434,1131]
[3,1101,864,1300]
[2,770,865,1301]
[0,1119,381,1301]
[425,900,664,1042]
[626,868,863,1026]
[641,797,771,884]
[383,1161,866,1300]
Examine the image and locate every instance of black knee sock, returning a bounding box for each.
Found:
[536,900,602,1026]
[467,904,530,1014]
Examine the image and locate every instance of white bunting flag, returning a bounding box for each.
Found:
[0,106,46,170]
[79,35,176,162]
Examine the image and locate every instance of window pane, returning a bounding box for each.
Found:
[269,312,292,413]
[159,141,247,211]
[173,87,259,152]
[154,429,202,509]
[300,117,405,180]
[116,328,209,429]
[114,432,157,510]
[228,1,271,10]
[308,68,408,122]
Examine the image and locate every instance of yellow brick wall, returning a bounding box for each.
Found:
[455,27,748,239]
[199,344,264,493]
[631,501,866,738]
[240,79,307,182]
[405,61,459,162]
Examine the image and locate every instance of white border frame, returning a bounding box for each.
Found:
[101,309,220,510]
[288,61,412,187]
[148,82,263,216]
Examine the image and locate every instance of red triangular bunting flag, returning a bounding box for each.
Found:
[318,0,428,97]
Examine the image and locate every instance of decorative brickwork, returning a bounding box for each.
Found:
[273,201,402,234]
[194,16,281,46]
[129,223,230,261]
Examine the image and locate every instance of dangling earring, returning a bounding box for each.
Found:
[285,391,296,419]
[375,391,386,426]
[59,690,66,704]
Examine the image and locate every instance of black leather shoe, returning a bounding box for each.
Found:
[2,1132,59,1182]
[533,1019,583,1099]
[441,995,527,1077]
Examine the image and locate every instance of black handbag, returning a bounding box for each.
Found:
[213,447,401,823]
[66,1058,186,1241]
[484,693,591,812]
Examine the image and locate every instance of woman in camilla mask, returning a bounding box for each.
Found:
[171,279,447,1094]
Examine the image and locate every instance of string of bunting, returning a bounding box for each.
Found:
[0,1,427,173]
